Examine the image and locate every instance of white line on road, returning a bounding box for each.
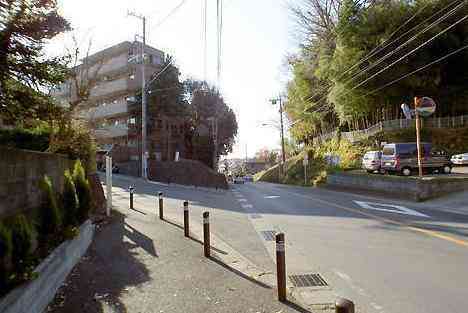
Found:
[354,201,430,218]
[264,195,280,199]
[237,198,247,202]
[241,204,253,209]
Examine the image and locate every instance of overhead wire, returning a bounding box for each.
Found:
[152,0,190,29]
[350,13,468,91]
[365,43,468,96]
[303,0,463,107]
[345,0,467,85]
[303,0,467,115]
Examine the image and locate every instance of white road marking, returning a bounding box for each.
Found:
[264,195,280,199]
[333,270,369,297]
[237,198,247,202]
[371,302,384,311]
[241,204,253,209]
[354,201,430,218]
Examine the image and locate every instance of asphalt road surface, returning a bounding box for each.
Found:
[106,174,468,313]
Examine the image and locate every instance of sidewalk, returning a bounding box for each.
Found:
[47,199,309,312]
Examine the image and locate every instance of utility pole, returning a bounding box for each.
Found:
[270,95,286,175]
[128,11,147,179]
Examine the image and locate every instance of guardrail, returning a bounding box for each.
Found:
[313,115,468,144]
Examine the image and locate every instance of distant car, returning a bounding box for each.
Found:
[381,143,451,176]
[451,153,468,165]
[244,175,253,182]
[234,176,245,184]
[362,151,382,173]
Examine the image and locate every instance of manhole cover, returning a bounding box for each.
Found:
[250,214,263,219]
[289,274,328,287]
[260,230,276,241]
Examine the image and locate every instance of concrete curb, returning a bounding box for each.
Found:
[0,220,95,313]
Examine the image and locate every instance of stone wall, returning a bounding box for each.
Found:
[327,171,468,201]
[0,147,73,218]
[148,159,228,189]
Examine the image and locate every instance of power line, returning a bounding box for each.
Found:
[346,0,466,85]
[203,0,208,81]
[351,13,468,91]
[365,43,468,96]
[306,11,468,115]
[302,0,464,109]
[152,0,189,29]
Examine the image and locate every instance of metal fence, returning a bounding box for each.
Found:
[313,115,468,145]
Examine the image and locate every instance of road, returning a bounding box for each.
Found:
[106,174,468,313]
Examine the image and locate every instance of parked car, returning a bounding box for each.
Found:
[244,175,254,182]
[362,151,382,173]
[234,176,245,184]
[380,143,452,176]
[451,153,468,165]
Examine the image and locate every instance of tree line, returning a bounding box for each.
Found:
[286,0,468,144]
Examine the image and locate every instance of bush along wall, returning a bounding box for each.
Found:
[0,160,94,297]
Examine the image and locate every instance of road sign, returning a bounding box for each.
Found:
[415,97,436,117]
[354,201,429,217]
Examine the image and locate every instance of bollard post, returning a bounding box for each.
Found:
[276,233,286,302]
[183,201,189,237]
[336,298,355,313]
[203,212,210,257]
[158,192,163,220]
[129,186,134,210]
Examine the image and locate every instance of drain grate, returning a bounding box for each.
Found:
[260,230,276,241]
[250,213,263,219]
[289,274,328,287]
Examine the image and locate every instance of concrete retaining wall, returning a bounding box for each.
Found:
[148,159,228,189]
[0,220,95,313]
[327,172,468,201]
[0,147,73,218]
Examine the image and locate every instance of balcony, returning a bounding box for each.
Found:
[80,100,128,120]
[89,77,128,99]
[94,125,128,139]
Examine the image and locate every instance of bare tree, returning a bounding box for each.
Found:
[65,35,104,114]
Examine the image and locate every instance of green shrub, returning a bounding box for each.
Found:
[48,121,97,173]
[0,223,13,293]
[73,161,93,222]
[8,215,34,278]
[37,175,62,237]
[62,170,79,227]
[0,125,51,151]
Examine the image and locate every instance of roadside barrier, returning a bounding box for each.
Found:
[336,298,355,313]
[184,201,189,237]
[203,211,210,257]
[276,233,286,302]
[158,192,164,220]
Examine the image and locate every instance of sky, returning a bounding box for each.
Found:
[49,0,298,159]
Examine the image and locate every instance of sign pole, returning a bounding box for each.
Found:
[414,97,423,177]
[106,156,112,216]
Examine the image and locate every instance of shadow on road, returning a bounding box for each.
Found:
[48,211,154,313]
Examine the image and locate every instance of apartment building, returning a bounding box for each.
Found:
[53,41,189,168]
